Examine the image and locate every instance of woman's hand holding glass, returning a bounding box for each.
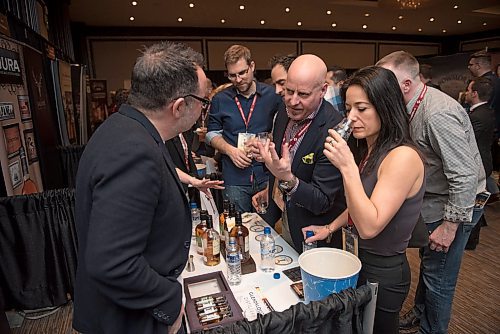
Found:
[323,129,356,172]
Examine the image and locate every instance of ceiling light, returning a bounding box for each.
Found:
[364,13,370,17]
[331,23,337,27]
[397,0,421,10]
[297,21,302,26]
[221,19,226,23]
[483,22,487,26]
[429,17,435,22]
[285,7,290,12]
[260,20,265,25]
[457,20,462,24]
[129,16,135,21]
[362,24,368,29]
[327,10,332,15]
[442,29,447,33]
[418,28,422,32]
[392,26,397,30]
[453,5,458,9]
[131,1,137,5]
[239,5,245,10]
[189,3,194,8]
[398,15,404,20]
[177,17,183,22]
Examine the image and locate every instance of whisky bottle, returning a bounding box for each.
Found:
[195,210,209,255]
[219,199,230,251]
[20,147,38,194]
[229,211,250,263]
[226,203,236,235]
[202,215,220,266]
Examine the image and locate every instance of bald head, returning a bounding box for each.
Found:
[288,54,327,89]
[284,54,328,121]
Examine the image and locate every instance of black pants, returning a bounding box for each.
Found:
[357,249,411,334]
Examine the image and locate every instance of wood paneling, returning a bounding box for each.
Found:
[378,43,440,59]
[302,42,376,68]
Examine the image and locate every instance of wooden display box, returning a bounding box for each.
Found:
[184,271,245,333]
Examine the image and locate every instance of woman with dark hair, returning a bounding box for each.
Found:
[303,66,425,334]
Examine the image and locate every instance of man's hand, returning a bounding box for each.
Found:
[168,304,184,334]
[429,220,459,253]
[259,141,293,181]
[191,178,225,198]
[252,188,267,212]
[227,146,252,169]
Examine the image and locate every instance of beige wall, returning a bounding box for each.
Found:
[302,42,376,68]
[378,43,440,59]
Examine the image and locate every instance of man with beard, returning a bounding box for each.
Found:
[206,45,282,212]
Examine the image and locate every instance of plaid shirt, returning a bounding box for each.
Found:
[324,85,346,117]
[408,84,486,224]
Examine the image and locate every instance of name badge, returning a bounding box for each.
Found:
[237,132,255,151]
[342,227,359,257]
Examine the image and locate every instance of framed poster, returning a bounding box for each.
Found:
[0,102,15,121]
[23,128,38,163]
[17,95,31,121]
[3,123,21,158]
[8,159,22,189]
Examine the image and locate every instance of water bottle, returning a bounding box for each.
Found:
[226,237,242,286]
[260,227,275,273]
[190,202,201,238]
[303,230,317,252]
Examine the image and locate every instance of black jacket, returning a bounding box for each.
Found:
[469,103,495,177]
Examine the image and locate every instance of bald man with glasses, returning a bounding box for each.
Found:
[206,44,282,213]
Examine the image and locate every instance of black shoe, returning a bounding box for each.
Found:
[399,308,420,329]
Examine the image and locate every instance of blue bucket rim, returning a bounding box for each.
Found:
[298,247,362,280]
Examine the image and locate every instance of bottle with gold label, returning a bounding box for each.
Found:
[202,215,220,266]
[195,210,209,255]
[226,203,236,235]
[229,211,250,263]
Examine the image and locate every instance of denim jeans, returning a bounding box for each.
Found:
[415,207,483,334]
[223,181,267,213]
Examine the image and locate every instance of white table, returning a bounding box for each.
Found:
[182,213,301,320]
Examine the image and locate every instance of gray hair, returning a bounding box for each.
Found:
[128,42,204,111]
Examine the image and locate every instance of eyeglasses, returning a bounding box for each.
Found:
[226,67,250,80]
[181,94,211,110]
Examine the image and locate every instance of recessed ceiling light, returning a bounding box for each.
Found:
[429,17,435,22]
[398,15,404,20]
[189,3,194,8]
[418,28,422,32]
[285,7,290,13]
[327,10,332,15]
[362,24,368,29]
[260,20,265,25]
[364,13,370,17]
[221,19,226,23]
[177,17,183,22]
[331,23,337,27]
[131,1,137,5]
[442,29,447,33]
[129,16,135,21]
[483,22,487,26]
[297,21,302,26]
[239,5,245,10]
[392,26,396,30]
[457,20,462,24]
[453,5,458,9]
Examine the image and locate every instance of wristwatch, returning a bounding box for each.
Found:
[279,175,298,192]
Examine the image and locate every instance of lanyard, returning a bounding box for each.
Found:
[234,94,258,131]
[282,118,313,152]
[178,133,190,172]
[409,85,427,123]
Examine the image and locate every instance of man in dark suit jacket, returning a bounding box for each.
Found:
[73,42,208,334]
[251,54,346,252]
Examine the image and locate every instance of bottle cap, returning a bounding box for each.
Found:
[273,273,280,279]
[306,230,314,238]
[264,227,271,234]
[190,202,197,208]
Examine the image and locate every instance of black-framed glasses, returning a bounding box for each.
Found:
[182,94,211,110]
[226,67,250,80]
